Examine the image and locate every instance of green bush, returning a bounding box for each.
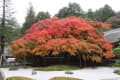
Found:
[112,44,120,57]
[114,60,120,67]
[114,70,120,75]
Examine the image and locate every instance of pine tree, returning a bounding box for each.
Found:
[95,4,116,22]
[0,0,15,65]
[55,2,84,18]
[21,3,36,35]
[86,9,96,20]
[35,11,50,22]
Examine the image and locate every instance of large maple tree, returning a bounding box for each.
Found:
[11,16,115,63]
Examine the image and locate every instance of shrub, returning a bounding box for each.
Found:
[112,44,120,57]
[11,16,115,65]
[114,60,120,67]
[114,70,120,75]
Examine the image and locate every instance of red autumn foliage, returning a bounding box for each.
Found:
[11,16,115,63]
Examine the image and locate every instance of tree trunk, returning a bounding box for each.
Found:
[0,0,6,66]
[79,55,81,67]
[67,55,70,65]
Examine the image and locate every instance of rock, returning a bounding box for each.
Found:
[9,66,18,71]
[32,71,37,75]
[65,71,74,74]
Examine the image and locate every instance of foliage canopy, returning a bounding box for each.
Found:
[11,16,114,63]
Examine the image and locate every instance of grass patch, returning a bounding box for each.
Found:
[34,65,80,71]
[102,63,113,67]
[114,70,120,75]
[6,76,33,80]
[0,65,10,68]
[49,77,83,80]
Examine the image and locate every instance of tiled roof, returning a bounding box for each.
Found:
[104,28,120,43]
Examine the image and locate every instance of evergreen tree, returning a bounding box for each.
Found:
[86,9,96,20]
[0,0,16,65]
[21,3,36,35]
[35,11,50,22]
[55,2,84,18]
[95,4,116,22]
[5,17,21,44]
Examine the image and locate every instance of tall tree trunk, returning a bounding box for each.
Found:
[0,0,6,66]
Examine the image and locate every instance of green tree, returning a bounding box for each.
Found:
[0,17,20,45]
[95,4,116,22]
[5,18,21,44]
[85,9,96,20]
[35,11,50,22]
[0,0,17,65]
[55,2,84,18]
[55,7,69,18]
[21,3,36,35]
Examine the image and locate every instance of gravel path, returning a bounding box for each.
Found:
[0,67,120,80]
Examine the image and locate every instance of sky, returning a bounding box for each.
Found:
[11,0,120,25]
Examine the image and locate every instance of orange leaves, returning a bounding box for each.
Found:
[91,56,102,63]
[103,52,115,59]
[87,21,112,29]
[11,16,114,63]
[52,51,59,55]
